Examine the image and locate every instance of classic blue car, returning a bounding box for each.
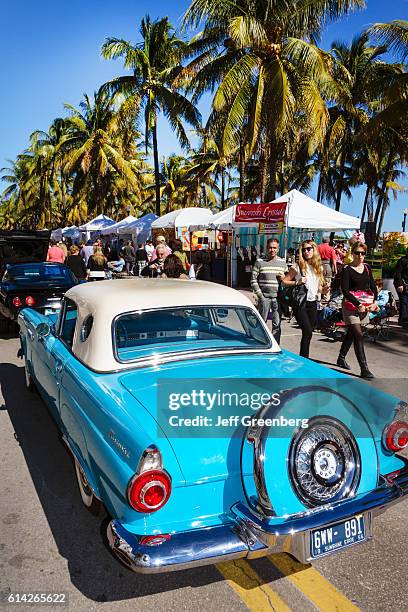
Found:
[18,279,408,573]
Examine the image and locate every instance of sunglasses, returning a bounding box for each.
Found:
[302,246,313,252]
[354,251,365,256]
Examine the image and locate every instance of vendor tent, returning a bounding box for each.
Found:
[79,214,116,231]
[151,207,213,230]
[208,191,360,231]
[273,189,360,231]
[100,215,138,236]
[118,213,158,239]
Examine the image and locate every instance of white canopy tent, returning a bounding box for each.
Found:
[51,225,80,241]
[151,207,214,230]
[117,213,158,241]
[273,189,360,231]
[79,213,115,231]
[100,215,138,236]
[208,190,360,231]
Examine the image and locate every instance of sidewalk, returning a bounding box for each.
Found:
[239,289,408,388]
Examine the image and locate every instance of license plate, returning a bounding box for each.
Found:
[44,306,60,316]
[310,514,366,558]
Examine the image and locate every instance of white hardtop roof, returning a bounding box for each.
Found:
[66,278,254,317]
[65,279,279,372]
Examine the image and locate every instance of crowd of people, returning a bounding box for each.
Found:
[46,234,213,282]
[251,236,408,380]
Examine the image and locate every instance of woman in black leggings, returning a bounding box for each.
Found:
[337,242,378,379]
[282,241,328,358]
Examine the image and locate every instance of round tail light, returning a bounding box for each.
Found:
[12,296,22,307]
[127,470,171,513]
[25,296,35,306]
[383,420,408,452]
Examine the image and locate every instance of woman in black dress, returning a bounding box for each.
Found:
[337,242,378,379]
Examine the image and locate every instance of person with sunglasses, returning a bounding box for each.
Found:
[282,240,328,358]
[337,241,378,379]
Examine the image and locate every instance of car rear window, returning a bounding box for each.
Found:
[114,306,271,362]
[6,263,72,281]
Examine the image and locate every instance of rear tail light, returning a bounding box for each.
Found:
[127,445,172,513]
[383,420,408,452]
[127,469,171,513]
[25,295,35,306]
[12,296,22,307]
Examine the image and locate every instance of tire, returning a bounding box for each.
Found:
[24,359,36,393]
[74,458,103,516]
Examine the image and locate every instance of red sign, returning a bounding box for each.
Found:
[234,202,287,224]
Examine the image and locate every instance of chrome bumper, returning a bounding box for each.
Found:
[107,468,408,574]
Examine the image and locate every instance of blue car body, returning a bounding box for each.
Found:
[18,279,408,573]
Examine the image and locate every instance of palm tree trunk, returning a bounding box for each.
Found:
[375,150,394,241]
[361,184,370,222]
[266,137,278,201]
[221,167,225,210]
[316,173,323,202]
[152,123,161,217]
[239,138,245,202]
[260,147,268,202]
[335,141,347,212]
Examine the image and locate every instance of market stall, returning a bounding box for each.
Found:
[151,207,214,253]
[207,190,361,286]
[117,213,158,243]
[79,214,116,242]
[100,215,138,236]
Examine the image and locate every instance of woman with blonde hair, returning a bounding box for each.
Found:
[282,240,329,358]
[87,246,108,281]
[65,244,87,281]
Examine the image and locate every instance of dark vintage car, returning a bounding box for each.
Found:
[0,262,78,320]
[0,230,77,321]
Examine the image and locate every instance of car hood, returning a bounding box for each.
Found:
[0,230,50,274]
[119,350,395,485]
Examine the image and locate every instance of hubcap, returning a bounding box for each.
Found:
[289,417,360,507]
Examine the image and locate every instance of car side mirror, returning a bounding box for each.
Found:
[36,322,51,340]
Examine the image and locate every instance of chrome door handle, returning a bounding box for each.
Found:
[27,329,34,340]
[55,361,63,374]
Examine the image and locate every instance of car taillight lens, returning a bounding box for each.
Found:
[127,470,171,513]
[139,534,171,546]
[25,295,35,306]
[13,296,22,307]
[383,420,408,452]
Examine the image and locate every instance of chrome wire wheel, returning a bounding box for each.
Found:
[288,417,361,508]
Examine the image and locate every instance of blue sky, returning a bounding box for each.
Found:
[1,0,407,230]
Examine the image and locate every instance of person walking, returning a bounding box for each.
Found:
[318,237,337,291]
[145,239,154,261]
[282,241,328,358]
[122,240,136,275]
[80,240,95,266]
[394,247,408,327]
[336,242,378,379]
[47,240,65,263]
[87,246,108,281]
[65,245,87,281]
[135,243,148,276]
[251,238,286,344]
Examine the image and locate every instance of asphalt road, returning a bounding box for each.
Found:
[0,320,407,612]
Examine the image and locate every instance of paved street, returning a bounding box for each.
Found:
[0,318,407,612]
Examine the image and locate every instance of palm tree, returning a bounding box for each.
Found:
[327,32,404,212]
[101,16,202,216]
[183,0,365,201]
[62,90,147,221]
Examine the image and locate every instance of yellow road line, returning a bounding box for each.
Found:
[268,554,360,612]
[216,559,291,611]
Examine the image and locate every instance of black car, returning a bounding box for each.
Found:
[0,230,77,321]
[0,262,78,320]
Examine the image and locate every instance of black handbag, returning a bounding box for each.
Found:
[277,281,307,313]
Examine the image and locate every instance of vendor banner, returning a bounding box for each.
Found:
[259,221,284,235]
[234,202,287,224]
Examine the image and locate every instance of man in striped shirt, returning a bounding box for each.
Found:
[251,238,286,343]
